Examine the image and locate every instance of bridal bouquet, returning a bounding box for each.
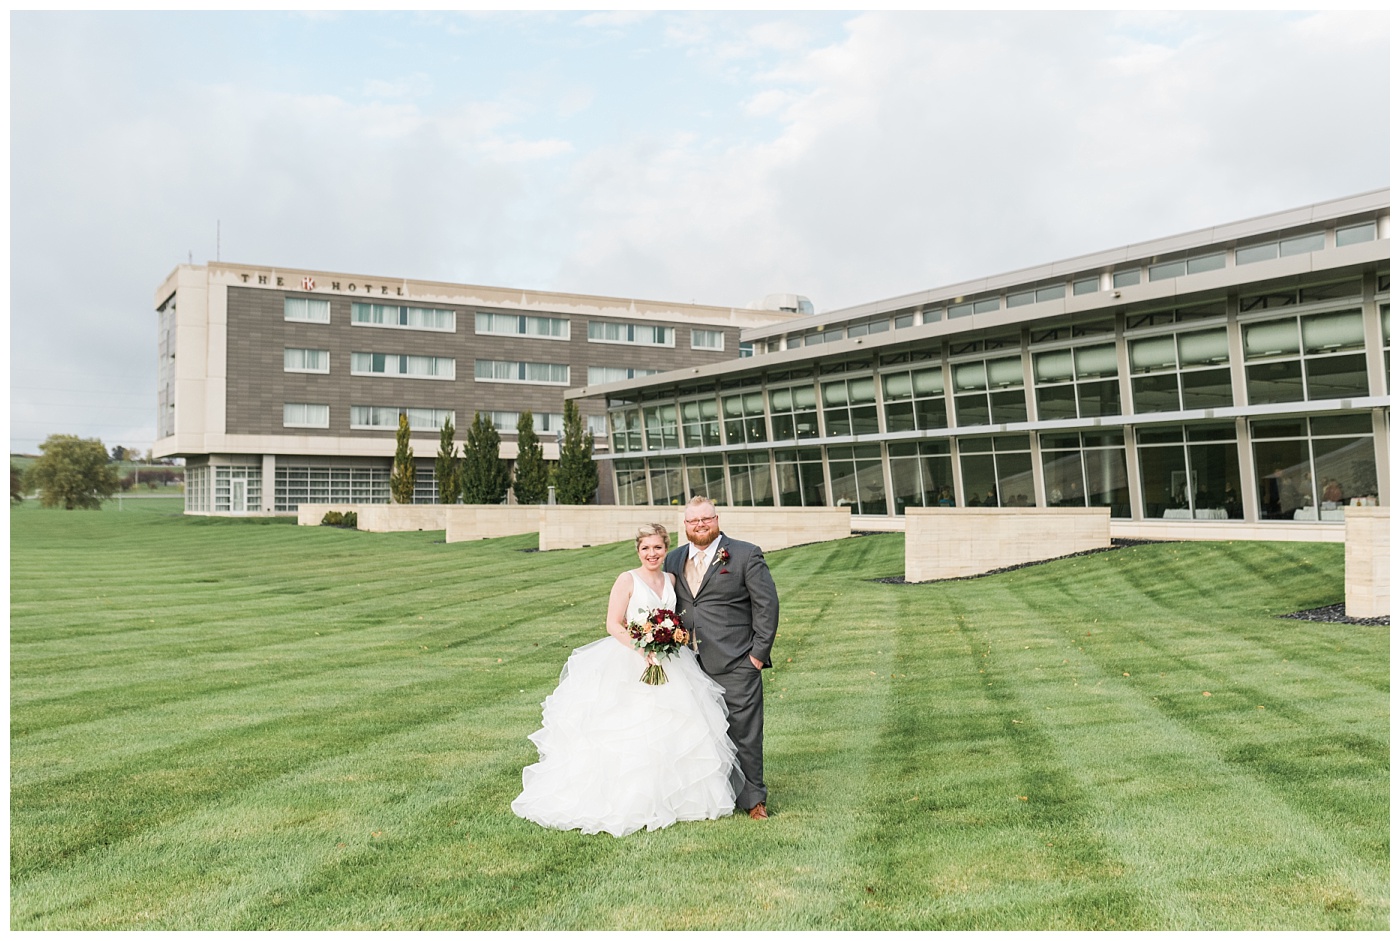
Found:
[626,607,689,685]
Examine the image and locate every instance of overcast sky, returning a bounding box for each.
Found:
[8,9,1390,455]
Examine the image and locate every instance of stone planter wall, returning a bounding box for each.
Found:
[905,507,1111,582]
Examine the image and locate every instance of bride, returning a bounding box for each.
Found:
[511,523,743,836]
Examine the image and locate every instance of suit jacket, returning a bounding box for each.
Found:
[665,533,779,675]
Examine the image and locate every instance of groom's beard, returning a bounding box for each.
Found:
[688,529,719,550]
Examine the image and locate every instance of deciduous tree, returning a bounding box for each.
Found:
[555,401,598,505]
[461,412,509,505]
[511,411,550,505]
[26,435,121,510]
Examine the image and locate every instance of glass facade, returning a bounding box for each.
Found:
[604,264,1387,525]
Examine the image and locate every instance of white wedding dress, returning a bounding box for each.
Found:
[511,571,742,836]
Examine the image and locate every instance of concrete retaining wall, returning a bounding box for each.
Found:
[445,505,543,542]
[295,504,360,526]
[537,505,851,552]
[905,507,1112,582]
[1344,507,1390,618]
[353,504,448,532]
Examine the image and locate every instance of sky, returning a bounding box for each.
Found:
[7,9,1390,455]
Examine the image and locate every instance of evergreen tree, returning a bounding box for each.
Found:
[555,400,598,505]
[389,413,416,504]
[511,411,550,505]
[434,416,462,504]
[461,412,509,504]
[25,434,121,510]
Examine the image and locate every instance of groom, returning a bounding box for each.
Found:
[667,495,779,819]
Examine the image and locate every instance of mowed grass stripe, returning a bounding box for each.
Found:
[10,500,1388,929]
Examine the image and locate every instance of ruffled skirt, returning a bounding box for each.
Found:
[512,638,742,836]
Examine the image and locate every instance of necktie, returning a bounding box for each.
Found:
[686,553,705,596]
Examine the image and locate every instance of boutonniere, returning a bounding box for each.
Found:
[714,547,731,567]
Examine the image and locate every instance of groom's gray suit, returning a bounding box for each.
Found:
[666,532,779,811]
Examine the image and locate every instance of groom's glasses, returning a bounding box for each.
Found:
[685,516,717,526]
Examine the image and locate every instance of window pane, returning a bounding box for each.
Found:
[911,367,943,396]
[959,453,997,506]
[1035,349,1074,383]
[1305,354,1370,400]
[1139,443,1188,518]
[1280,232,1325,257]
[1112,269,1141,288]
[1132,373,1180,413]
[1188,441,1243,518]
[989,389,1027,424]
[996,451,1035,508]
[1312,436,1378,506]
[1073,277,1100,296]
[1036,384,1078,420]
[1178,329,1228,366]
[1074,344,1118,378]
[1077,378,1121,417]
[954,394,990,427]
[1243,319,1300,358]
[1180,368,1233,409]
[1149,260,1187,281]
[1254,440,1311,519]
[1006,290,1035,308]
[1130,336,1177,373]
[1336,221,1377,247]
[1247,360,1305,405]
[913,397,947,430]
[1043,451,1085,506]
[1236,243,1278,265]
[1301,311,1365,353]
[1036,284,1066,302]
[953,362,986,391]
[1186,253,1226,274]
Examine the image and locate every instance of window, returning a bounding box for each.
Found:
[958,435,1033,508]
[1149,252,1225,281]
[888,440,954,514]
[1237,230,1325,266]
[728,451,774,507]
[1336,221,1377,247]
[350,406,455,430]
[643,403,680,451]
[284,297,330,323]
[882,365,946,432]
[352,352,455,380]
[769,383,819,440]
[1129,328,1231,413]
[588,366,659,385]
[723,391,768,444]
[739,341,755,358]
[485,411,566,434]
[1008,284,1066,307]
[1073,276,1101,296]
[474,311,569,339]
[274,464,390,511]
[691,328,724,351]
[1039,431,1129,518]
[645,457,685,506]
[773,448,826,507]
[1242,310,1367,405]
[1137,424,1242,521]
[1035,342,1122,420]
[284,348,330,373]
[680,397,721,448]
[827,444,886,514]
[847,318,891,338]
[588,321,674,347]
[284,403,330,428]
[212,465,261,513]
[820,376,878,437]
[953,356,1026,427]
[614,458,648,505]
[1112,269,1141,289]
[1252,414,1376,522]
[474,359,569,384]
[685,454,728,505]
[894,312,917,328]
[609,407,643,453]
[352,302,455,331]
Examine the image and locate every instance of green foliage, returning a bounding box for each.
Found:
[320,510,358,528]
[11,461,25,503]
[554,400,597,505]
[25,434,121,510]
[389,414,416,505]
[461,412,509,505]
[7,507,1388,930]
[511,411,550,505]
[434,417,462,505]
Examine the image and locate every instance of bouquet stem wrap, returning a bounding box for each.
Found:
[626,607,690,686]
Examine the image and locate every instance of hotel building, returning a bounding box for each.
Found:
[151,267,803,512]
[575,190,1389,533]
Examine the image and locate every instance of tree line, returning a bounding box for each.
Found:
[12,402,600,511]
[393,400,597,506]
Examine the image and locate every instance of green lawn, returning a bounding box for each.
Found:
[9,498,1389,929]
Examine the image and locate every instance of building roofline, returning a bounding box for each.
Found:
[742,188,1390,340]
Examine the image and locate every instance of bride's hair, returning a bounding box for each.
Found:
[635,522,670,549]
